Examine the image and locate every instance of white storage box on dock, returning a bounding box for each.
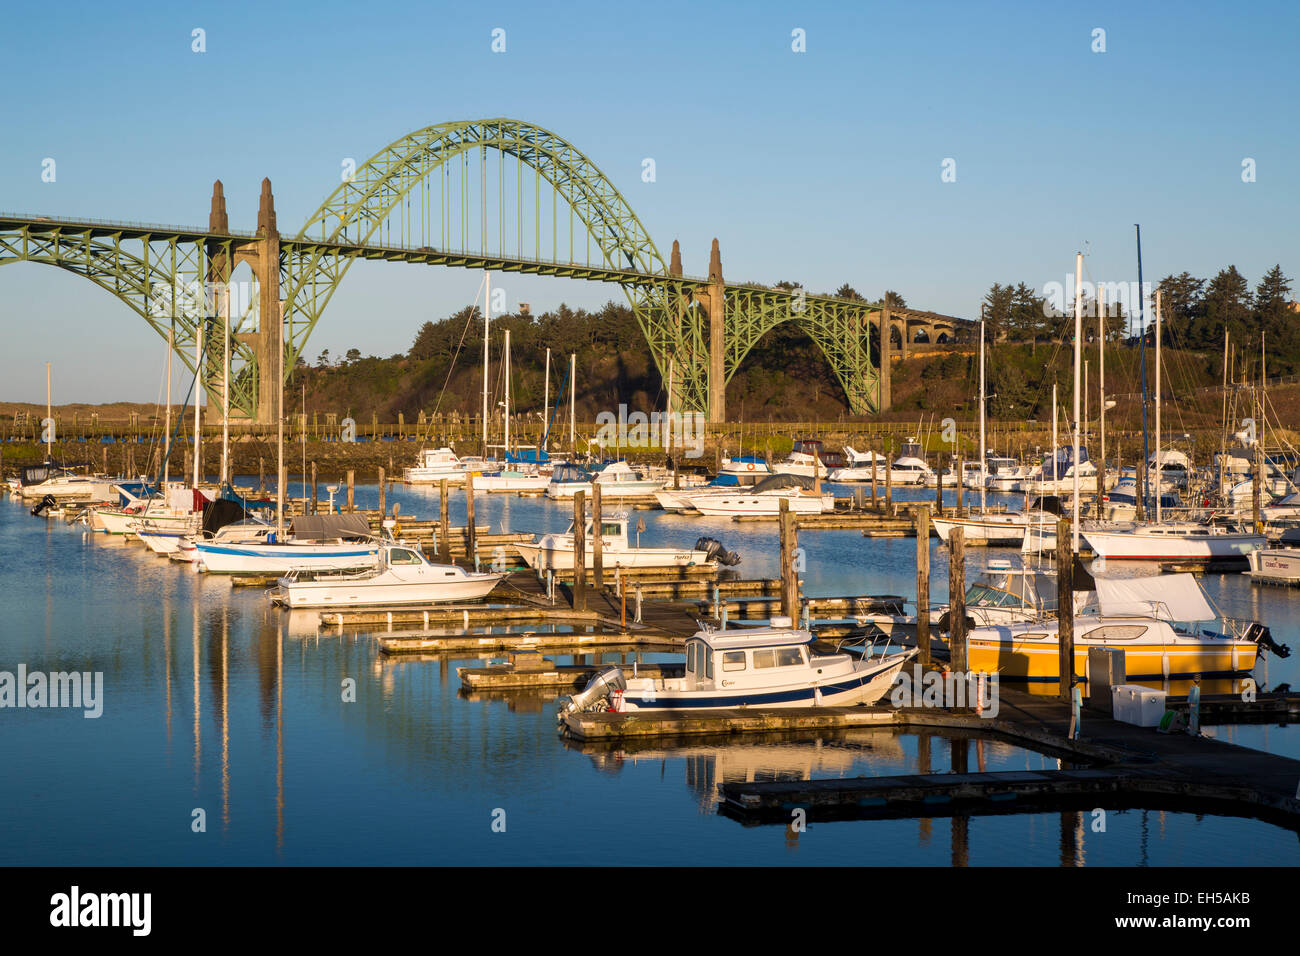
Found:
[1111,685,1167,727]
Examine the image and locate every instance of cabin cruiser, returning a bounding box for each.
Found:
[403,447,502,484]
[94,483,207,537]
[194,513,380,574]
[272,539,505,608]
[932,506,1057,547]
[888,439,934,486]
[828,447,888,483]
[719,455,773,479]
[1148,449,1192,491]
[772,440,844,480]
[472,464,551,493]
[1248,528,1300,583]
[513,512,731,570]
[557,619,916,714]
[985,457,1029,492]
[655,469,769,512]
[966,573,1280,681]
[1081,522,1265,563]
[544,459,662,498]
[687,473,835,517]
[1013,446,1097,495]
[16,465,118,502]
[1098,478,1183,523]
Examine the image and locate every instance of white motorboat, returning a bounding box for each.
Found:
[558,621,916,713]
[1081,522,1266,563]
[194,513,380,574]
[1247,529,1300,583]
[828,447,888,483]
[272,540,506,608]
[1013,446,1098,495]
[403,447,501,484]
[544,459,662,498]
[932,508,1056,547]
[772,440,844,479]
[175,517,274,563]
[985,457,1029,491]
[687,473,835,517]
[654,470,769,512]
[888,439,934,486]
[514,512,727,571]
[718,455,773,479]
[16,465,118,502]
[472,468,551,493]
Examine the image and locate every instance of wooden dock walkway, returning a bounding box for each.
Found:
[694,690,1300,830]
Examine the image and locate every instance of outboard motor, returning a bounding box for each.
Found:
[30,493,57,517]
[557,665,627,719]
[1246,621,1290,658]
[695,536,741,566]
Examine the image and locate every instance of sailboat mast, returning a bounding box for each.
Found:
[275,302,284,537]
[1136,224,1149,517]
[1052,383,1058,474]
[504,327,511,454]
[543,347,550,454]
[482,271,490,453]
[194,324,203,487]
[569,352,576,455]
[1155,289,1162,524]
[978,315,986,513]
[1097,287,1105,500]
[164,325,173,488]
[1072,252,1082,550]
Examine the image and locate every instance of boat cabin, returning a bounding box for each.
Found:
[681,629,835,692]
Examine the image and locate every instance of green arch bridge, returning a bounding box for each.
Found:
[0,118,969,422]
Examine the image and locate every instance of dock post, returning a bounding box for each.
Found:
[778,497,799,622]
[258,456,264,495]
[1056,516,1074,701]
[885,440,893,512]
[310,461,318,514]
[619,567,626,629]
[721,604,728,630]
[377,466,386,516]
[635,585,642,623]
[934,454,943,516]
[948,526,967,673]
[955,459,964,516]
[547,569,555,604]
[870,439,878,512]
[346,470,355,512]
[713,584,720,620]
[439,479,450,562]
[592,481,604,590]
[916,505,931,667]
[1189,679,1201,736]
[572,490,586,611]
[466,471,477,565]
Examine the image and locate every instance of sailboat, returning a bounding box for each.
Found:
[477,326,550,492]
[1080,284,1264,563]
[930,318,1056,546]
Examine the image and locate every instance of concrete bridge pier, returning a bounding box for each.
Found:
[706,238,725,424]
[229,178,283,425]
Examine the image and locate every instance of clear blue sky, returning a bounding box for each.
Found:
[1,0,1296,403]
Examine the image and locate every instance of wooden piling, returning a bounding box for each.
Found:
[778,497,799,622]
[465,471,477,563]
[439,479,451,562]
[377,466,386,516]
[885,440,893,511]
[870,438,878,512]
[955,459,964,516]
[572,490,587,611]
[346,470,355,512]
[592,481,604,590]
[310,461,318,514]
[948,526,967,673]
[934,452,943,516]
[1057,516,1075,701]
[916,505,931,666]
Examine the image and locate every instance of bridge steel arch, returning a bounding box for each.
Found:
[0,119,945,421]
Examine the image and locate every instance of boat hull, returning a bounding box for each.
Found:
[967,635,1259,681]
[514,542,714,571]
[275,572,506,608]
[1247,548,1300,583]
[619,652,913,710]
[1081,529,1266,561]
[195,542,381,574]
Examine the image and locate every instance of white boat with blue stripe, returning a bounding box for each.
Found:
[560,619,915,714]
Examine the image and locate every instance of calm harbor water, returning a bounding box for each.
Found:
[2,482,1298,865]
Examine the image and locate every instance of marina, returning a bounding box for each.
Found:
[4,5,1300,907]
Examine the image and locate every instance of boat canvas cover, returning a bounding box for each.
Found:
[289,514,372,541]
[201,497,251,534]
[751,473,816,492]
[1094,573,1214,622]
